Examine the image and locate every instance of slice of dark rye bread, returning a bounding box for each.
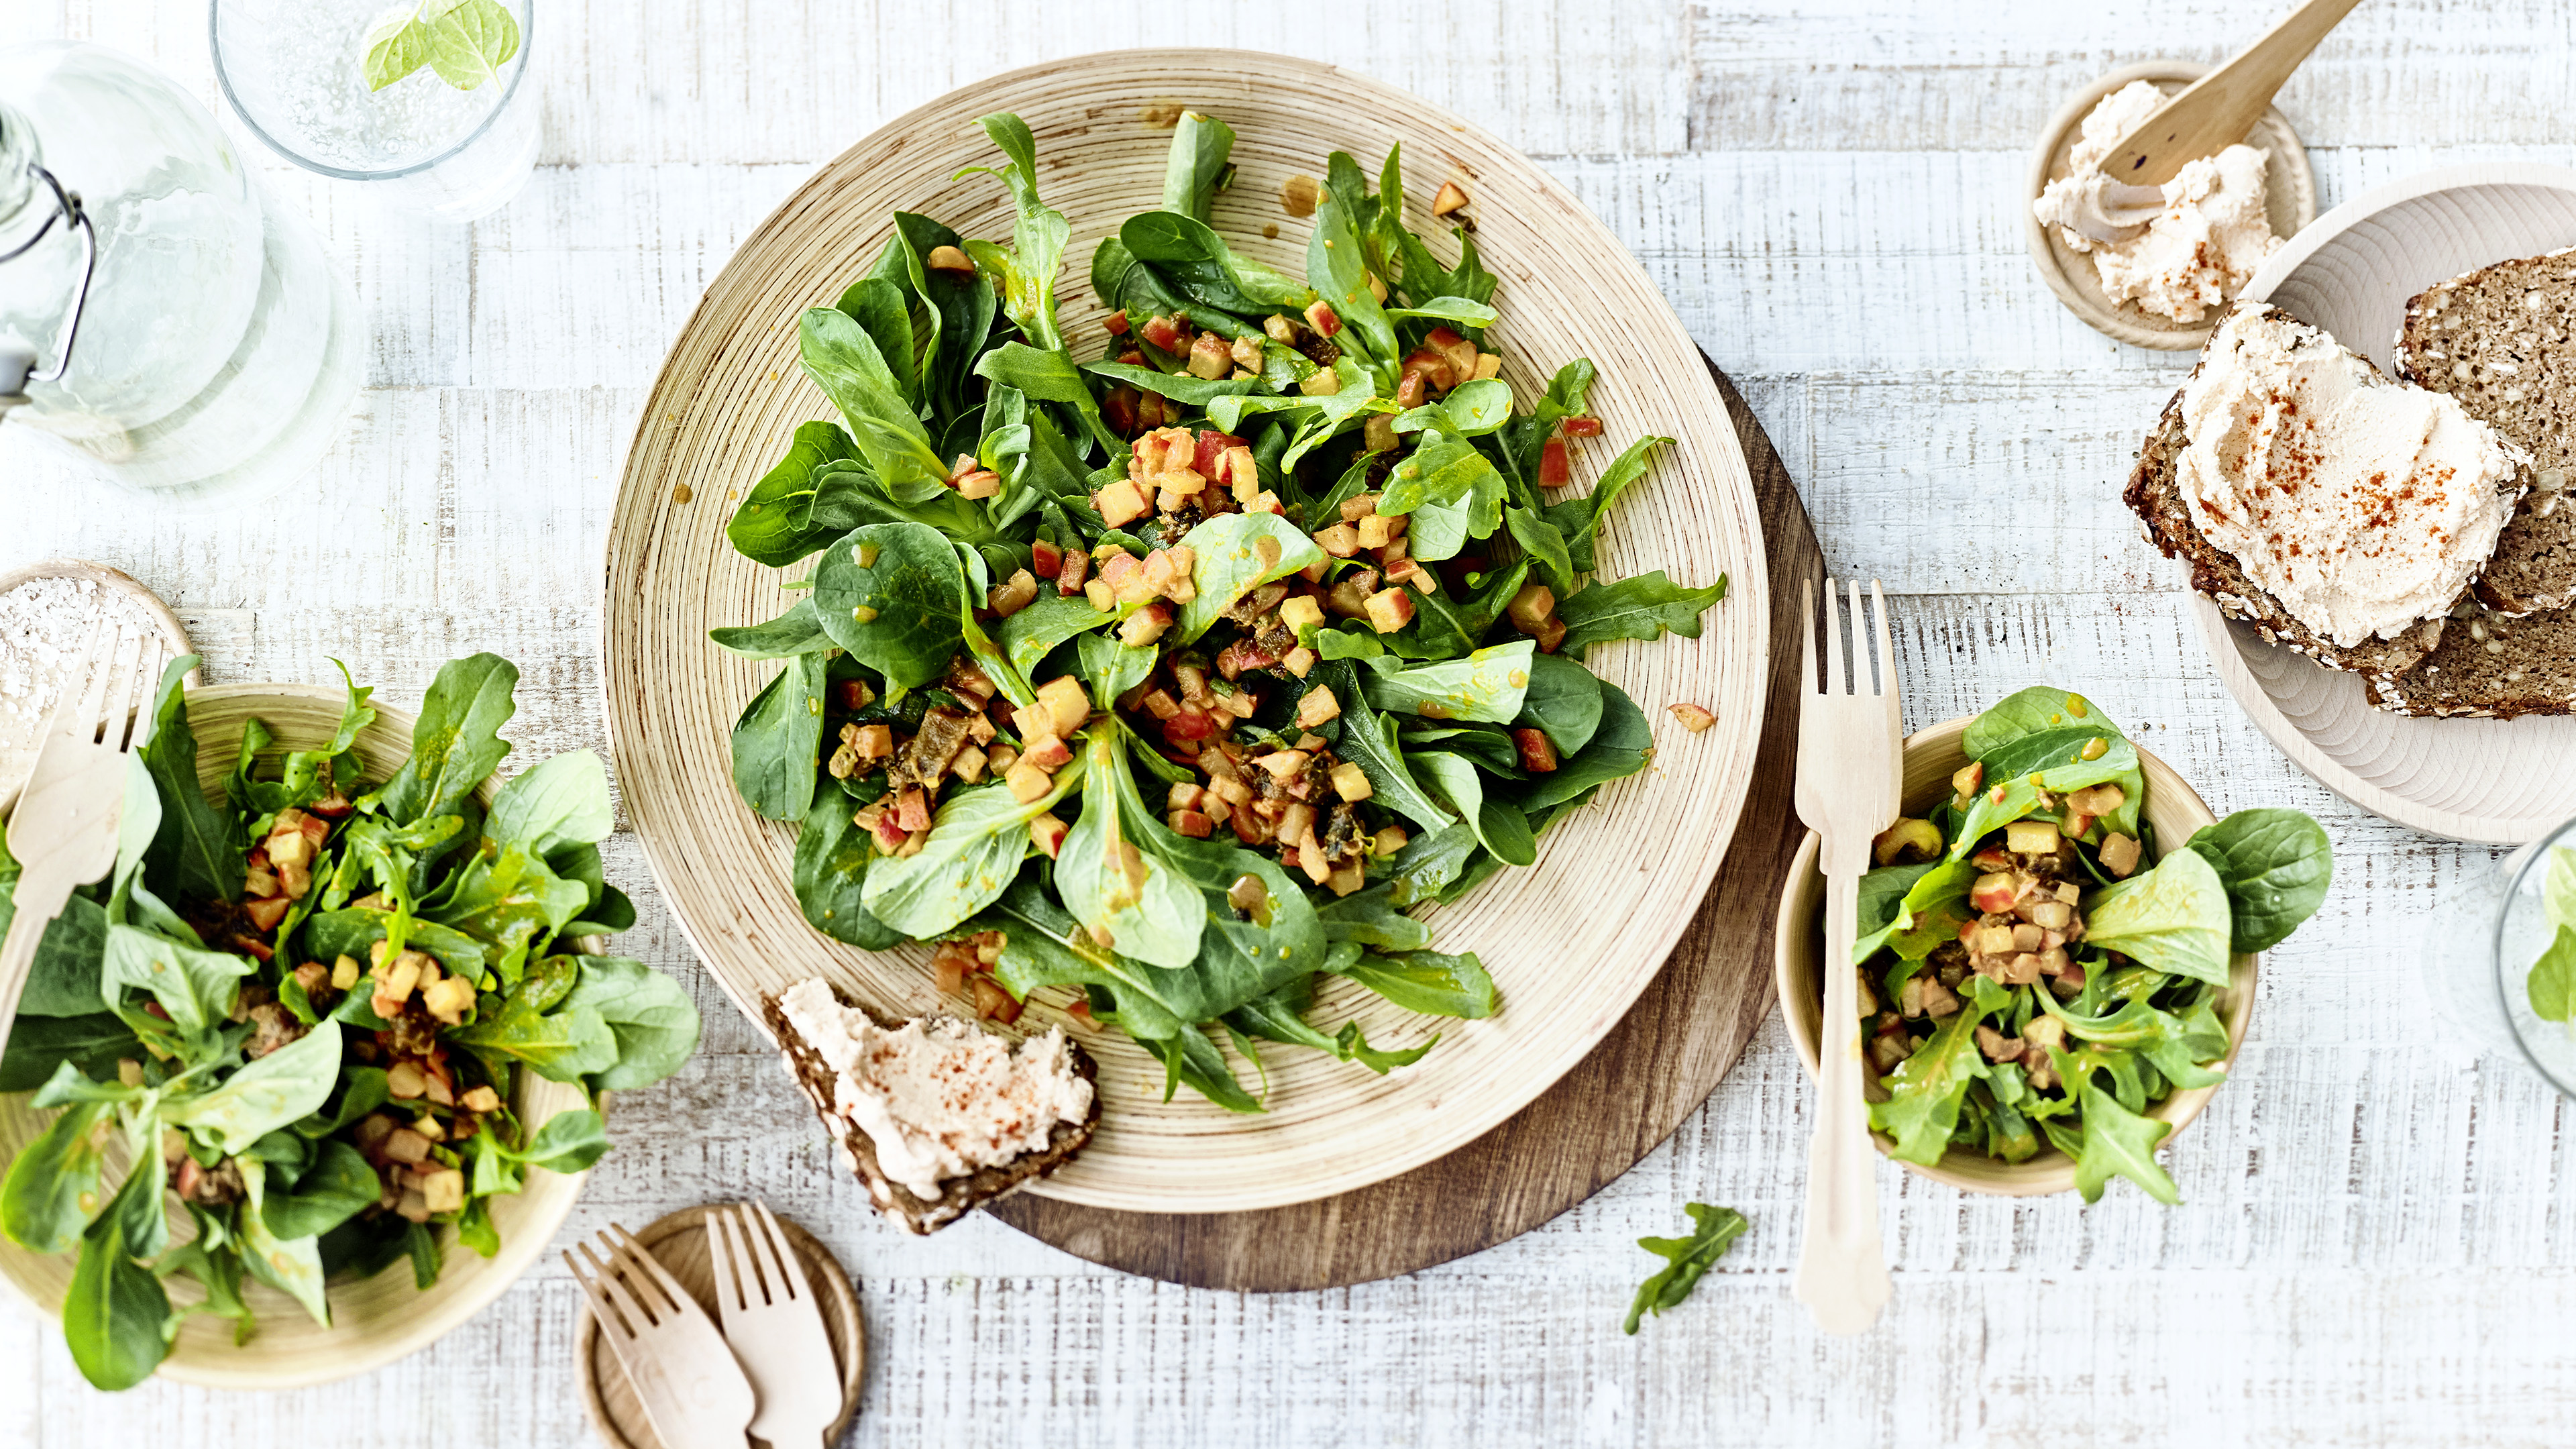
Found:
[2367,602,2576,718]
[760,985,1102,1236]
[2124,390,2448,680]
[2394,250,2576,615]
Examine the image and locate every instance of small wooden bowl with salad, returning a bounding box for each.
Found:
[0,658,697,1389]
[1776,688,2332,1202]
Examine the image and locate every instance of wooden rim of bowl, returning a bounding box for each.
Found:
[0,682,596,1388]
[1769,715,2257,1196]
[0,557,199,816]
[2022,60,2318,351]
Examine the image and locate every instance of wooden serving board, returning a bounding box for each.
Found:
[988,359,1821,1290]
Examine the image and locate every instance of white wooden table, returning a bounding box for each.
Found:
[3,3,2567,1444]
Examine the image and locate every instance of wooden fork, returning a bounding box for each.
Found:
[566,1225,757,1449]
[0,619,156,1063]
[707,1202,841,1448]
[1790,578,1901,1335]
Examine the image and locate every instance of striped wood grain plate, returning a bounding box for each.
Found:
[600,50,1770,1213]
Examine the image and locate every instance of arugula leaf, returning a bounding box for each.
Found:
[422,841,591,985]
[1383,297,1500,327]
[1552,572,1728,651]
[1307,182,1401,374]
[2069,1081,2180,1205]
[2180,808,2333,953]
[1622,1203,1748,1334]
[1854,857,1976,965]
[373,653,517,830]
[1316,887,1432,952]
[1319,669,1454,834]
[1870,1004,1990,1164]
[2082,849,2235,987]
[452,956,619,1084]
[1376,437,1503,517]
[1538,435,1671,574]
[1326,948,1496,1019]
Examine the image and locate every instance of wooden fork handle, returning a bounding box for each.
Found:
[1792,868,1893,1335]
[0,866,77,1066]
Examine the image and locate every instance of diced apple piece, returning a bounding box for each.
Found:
[1303,300,1342,337]
[1328,762,1373,801]
[1037,676,1091,737]
[1119,603,1173,647]
[1096,479,1152,528]
[241,896,292,931]
[988,568,1040,616]
[1168,810,1214,839]
[1005,761,1053,804]
[1534,616,1567,653]
[1028,812,1069,858]
[1298,366,1344,397]
[1140,315,1184,352]
[1279,594,1325,631]
[2065,783,2127,818]
[1362,414,1399,453]
[1314,523,1361,557]
[1425,326,1478,381]
[2004,820,2061,855]
[951,743,989,783]
[1432,180,1470,216]
[926,244,975,275]
[895,787,932,833]
[954,468,1002,499]
[1281,647,1317,678]
[2098,832,2143,878]
[1970,871,2022,914]
[1668,703,1716,733]
[1293,686,1341,729]
[1364,588,1415,633]
[1021,735,1075,772]
[1506,583,1556,635]
[1513,729,1560,773]
[421,976,475,1026]
[1356,513,1403,549]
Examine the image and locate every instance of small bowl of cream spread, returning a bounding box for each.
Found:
[2025,62,2318,350]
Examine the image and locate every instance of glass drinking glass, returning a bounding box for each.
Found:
[209,0,539,223]
[0,40,363,506]
[2418,816,2576,1079]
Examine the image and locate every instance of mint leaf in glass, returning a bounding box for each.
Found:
[364,0,520,93]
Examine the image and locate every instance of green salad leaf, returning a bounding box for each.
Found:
[1623,1203,1749,1334]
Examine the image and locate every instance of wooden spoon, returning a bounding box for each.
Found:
[2072,0,2364,240]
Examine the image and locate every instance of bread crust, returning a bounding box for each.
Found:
[762,985,1103,1235]
[2365,602,2576,719]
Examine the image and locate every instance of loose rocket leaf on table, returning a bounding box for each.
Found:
[1623,1203,1749,1334]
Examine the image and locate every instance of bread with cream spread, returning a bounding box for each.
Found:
[2394,250,2576,616]
[762,983,1100,1235]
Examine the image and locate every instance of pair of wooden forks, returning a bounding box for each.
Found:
[566,1203,841,1448]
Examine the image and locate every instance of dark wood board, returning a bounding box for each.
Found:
[987,358,1822,1290]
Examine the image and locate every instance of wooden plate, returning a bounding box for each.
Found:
[600,51,1770,1213]
[1773,718,2255,1195]
[575,1205,865,1449]
[2198,164,2576,844]
[2024,61,2317,351]
[0,686,593,1388]
[0,557,199,816]
[988,360,1816,1287]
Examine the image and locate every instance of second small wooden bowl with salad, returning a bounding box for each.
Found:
[0,684,595,1388]
[1775,708,2263,1199]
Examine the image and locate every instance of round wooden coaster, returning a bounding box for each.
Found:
[574,1205,866,1449]
[0,556,200,815]
[987,358,1821,1290]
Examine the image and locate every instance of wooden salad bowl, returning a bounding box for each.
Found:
[1773,715,2257,1197]
[601,50,1770,1212]
[0,685,592,1389]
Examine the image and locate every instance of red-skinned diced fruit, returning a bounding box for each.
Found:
[1538,437,1570,487]
[1432,180,1470,216]
[1163,709,1220,744]
[1031,538,1063,578]
[1187,331,1233,380]
[1096,480,1151,529]
[1104,310,1131,335]
[1037,676,1091,737]
[1426,326,1478,382]
[871,812,910,853]
[1668,703,1716,733]
[1562,415,1603,437]
[1021,735,1075,772]
[1193,430,1248,475]
[1303,300,1342,337]
[1140,315,1185,352]
[1513,729,1560,773]
[1970,872,2022,914]
[895,788,932,833]
[1505,582,1556,635]
[1364,589,1415,633]
[1168,809,1214,839]
[1028,813,1068,859]
[241,896,291,932]
[1055,549,1090,595]
[1103,388,1139,435]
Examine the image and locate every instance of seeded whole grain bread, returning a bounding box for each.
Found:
[761,985,1102,1236]
[2123,388,2448,680]
[2366,600,2576,718]
[2394,250,2576,616]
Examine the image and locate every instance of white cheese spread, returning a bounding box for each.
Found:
[2179,307,2526,647]
[777,977,1092,1201]
[2033,79,2283,323]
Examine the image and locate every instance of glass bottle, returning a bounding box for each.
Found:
[0,40,363,506]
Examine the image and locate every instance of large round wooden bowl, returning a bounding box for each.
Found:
[601,50,1769,1212]
[0,684,590,1388]
[1774,716,2256,1196]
